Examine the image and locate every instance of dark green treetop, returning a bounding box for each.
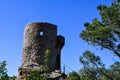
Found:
[80,0,120,58]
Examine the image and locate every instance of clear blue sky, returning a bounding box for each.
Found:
[0,0,118,76]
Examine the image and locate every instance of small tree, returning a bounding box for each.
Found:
[0,61,8,80]
[68,71,80,80]
[108,61,120,79]
[43,49,51,72]
[79,50,113,80]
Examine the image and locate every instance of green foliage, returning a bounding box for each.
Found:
[68,71,80,80]
[0,61,17,80]
[79,67,100,80]
[80,0,120,79]
[25,70,46,80]
[80,0,120,58]
[45,49,50,56]
[79,50,113,80]
[108,61,120,79]
[0,61,9,80]
[9,76,17,80]
[80,50,104,67]
[43,49,51,72]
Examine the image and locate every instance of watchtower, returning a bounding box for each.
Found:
[20,22,65,72]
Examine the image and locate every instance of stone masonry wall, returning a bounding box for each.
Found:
[21,22,65,70]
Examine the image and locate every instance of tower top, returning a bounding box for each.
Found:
[26,22,57,28]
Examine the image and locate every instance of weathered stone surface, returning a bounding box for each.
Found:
[17,22,65,80]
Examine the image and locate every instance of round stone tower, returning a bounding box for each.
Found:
[21,22,65,71]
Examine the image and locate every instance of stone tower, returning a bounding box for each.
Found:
[19,22,65,78]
